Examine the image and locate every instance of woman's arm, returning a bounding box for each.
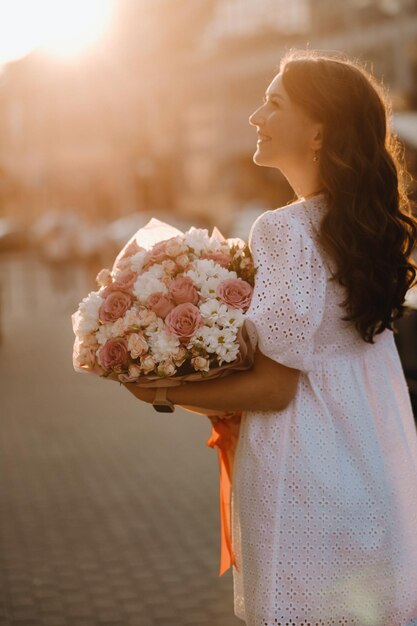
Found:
[123,348,300,413]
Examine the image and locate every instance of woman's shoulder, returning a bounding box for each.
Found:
[249,193,327,242]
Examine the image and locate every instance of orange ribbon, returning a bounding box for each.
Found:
[206,412,242,576]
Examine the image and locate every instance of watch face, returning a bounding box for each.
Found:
[153,403,175,413]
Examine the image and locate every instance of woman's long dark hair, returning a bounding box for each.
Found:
[279,49,417,343]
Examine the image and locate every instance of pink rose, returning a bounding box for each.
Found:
[74,341,97,369]
[162,259,177,275]
[146,240,168,265]
[141,354,156,374]
[113,256,132,272]
[146,292,175,319]
[175,253,190,270]
[168,276,199,305]
[165,303,204,342]
[96,268,112,287]
[99,290,133,323]
[98,338,129,370]
[165,237,187,258]
[201,251,231,268]
[127,332,148,358]
[191,355,210,372]
[113,268,136,291]
[216,278,253,312]
[157,359,177,377]
[118,363,142,383]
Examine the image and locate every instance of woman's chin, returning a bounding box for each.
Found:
[253,149,274,167]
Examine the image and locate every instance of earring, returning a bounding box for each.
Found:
[313,150,319,162]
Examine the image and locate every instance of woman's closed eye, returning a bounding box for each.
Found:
[263,96,280,108]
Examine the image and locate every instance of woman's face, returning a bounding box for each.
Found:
[249,72,321,171]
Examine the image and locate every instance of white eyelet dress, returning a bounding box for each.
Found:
[231,193,417,626]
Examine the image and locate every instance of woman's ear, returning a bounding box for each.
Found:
[311,123,323,151]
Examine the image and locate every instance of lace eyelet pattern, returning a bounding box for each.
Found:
[231,196,417,626]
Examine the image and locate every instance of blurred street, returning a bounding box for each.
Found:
[0,252,241,626]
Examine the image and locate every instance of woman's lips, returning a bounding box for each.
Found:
[257,134,272,144]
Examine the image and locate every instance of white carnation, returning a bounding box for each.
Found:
[145,263,165,279]
[144,316,165,337]
[122,307,144,330]
[133,271,168,303]
[130,250,147,273]
[96,323,113,345]
[147,327,181,363]
[73,291,103,336]
[110,317,125,338]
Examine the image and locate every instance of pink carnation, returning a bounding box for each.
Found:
[168,276,199,305]
[99,290,133,323]
[201,251,231,268]
[123,240,143,257]
[216,278,253,312]
[146,292,175,319]
[98,338,129,370]
[165,303,204,342]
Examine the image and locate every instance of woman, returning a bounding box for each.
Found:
[124,49,417,625]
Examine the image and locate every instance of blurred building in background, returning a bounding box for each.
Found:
[0,0,416,237]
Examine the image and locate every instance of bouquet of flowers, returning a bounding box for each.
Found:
[72,218,255,386]
[71,217,257,576]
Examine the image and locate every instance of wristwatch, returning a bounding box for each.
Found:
[152,387,175,413]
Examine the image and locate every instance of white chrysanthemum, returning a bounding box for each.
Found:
[184,227,211,254]
[216,343,240,365]
[184,227,225,253]
[227,237,246,250]
[96,322,113,345]
[73,291,103,336]
[218,306,245,329]
[147,328,181,363]
[122,307,143,330]
[201,324,240,365]
[187,324,238,360]
[129,250,147,273]
[187,325,214,350]
[199,276,223,300]
[199,298,229,325]
[133,271,168,303]
[208,231,225,251]
[185,259,236,289]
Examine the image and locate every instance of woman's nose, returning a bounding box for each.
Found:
[248,107,263,127]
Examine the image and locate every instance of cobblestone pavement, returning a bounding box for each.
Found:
[0,253,242,626]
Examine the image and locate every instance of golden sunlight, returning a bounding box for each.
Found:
[0,0,116,65]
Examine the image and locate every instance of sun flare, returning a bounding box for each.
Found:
[0,0,116,65]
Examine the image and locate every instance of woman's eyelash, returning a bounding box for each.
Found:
[263,97,280,107]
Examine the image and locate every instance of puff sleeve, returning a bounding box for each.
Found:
[244,209,328,373]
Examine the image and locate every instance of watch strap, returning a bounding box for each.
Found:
[152,387,175,412]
